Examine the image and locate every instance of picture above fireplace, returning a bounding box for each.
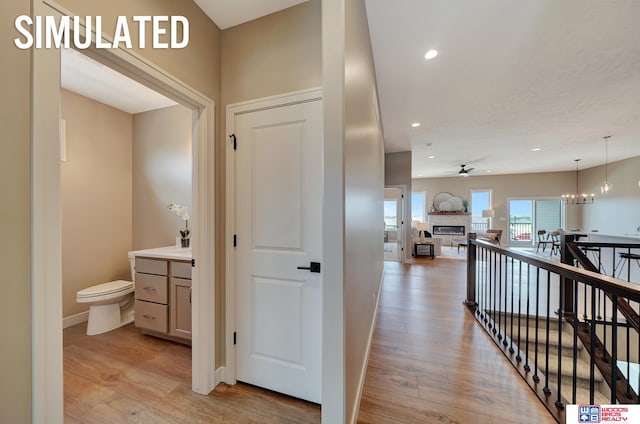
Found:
[432,225,465,236]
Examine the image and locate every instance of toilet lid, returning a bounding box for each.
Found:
[76,280,134,298]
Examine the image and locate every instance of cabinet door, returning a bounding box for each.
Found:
[169,277,192,340]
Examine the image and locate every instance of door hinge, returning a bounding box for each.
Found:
[191,259,195,267]
[233,332,237,345]
[229,133,237,150]
[233,234,237,247]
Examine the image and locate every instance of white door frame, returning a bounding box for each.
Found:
[32,2,216,421]
[384,185,407,262]
[224,87,322,385]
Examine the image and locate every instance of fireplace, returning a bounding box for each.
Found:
[432,225,465,236]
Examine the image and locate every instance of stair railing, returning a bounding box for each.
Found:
[465,233,640,424]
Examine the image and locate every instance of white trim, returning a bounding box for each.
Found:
[215,366,226,386]
[32,5,64,421]
[350,271,384,424]
[225,87,322,386]
[62,311,89,329]
[384,185,408,263]
[32,2,217,420]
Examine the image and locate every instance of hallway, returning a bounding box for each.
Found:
[356,258,556,424]
[63,255,557,423]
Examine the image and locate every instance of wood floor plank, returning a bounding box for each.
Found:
[356,260,556,424]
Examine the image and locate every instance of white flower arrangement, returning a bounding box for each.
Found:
[168,203,190,238]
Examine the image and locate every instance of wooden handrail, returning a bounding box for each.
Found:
[466,234,640,423]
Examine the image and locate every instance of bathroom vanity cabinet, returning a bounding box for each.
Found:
[129,246,192,344]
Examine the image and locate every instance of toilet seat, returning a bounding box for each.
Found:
[76,280,134,303]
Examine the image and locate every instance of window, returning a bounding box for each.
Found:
[471,190,491,231]
[411,192,425,223]
[384,200,398,228]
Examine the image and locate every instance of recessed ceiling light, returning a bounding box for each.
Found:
[531,147,542,152]
[424,49,438,60]
[486,170,493,173]
[411,122,421,128]
[427,155,435,159]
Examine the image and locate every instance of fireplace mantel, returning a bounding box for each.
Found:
[428,212,470,216]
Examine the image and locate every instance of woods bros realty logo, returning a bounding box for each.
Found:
[566,404,639,423]
[13,15,189,49]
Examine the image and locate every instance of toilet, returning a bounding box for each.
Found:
[75,260,136,335]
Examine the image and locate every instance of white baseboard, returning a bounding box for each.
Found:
[62,310,89,328]
[215,366,226,386]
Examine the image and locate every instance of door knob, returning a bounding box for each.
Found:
[297,261,321,273]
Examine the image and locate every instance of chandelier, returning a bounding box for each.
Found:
[562,159,594,205]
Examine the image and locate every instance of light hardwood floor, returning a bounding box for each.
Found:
[64,256,555,423]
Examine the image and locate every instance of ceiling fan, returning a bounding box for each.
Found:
[458,164,475,177]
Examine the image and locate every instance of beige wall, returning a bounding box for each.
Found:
[385,152,412,258]
[344,1,385,422]
[0,0,32,420]
[579,156,640,235]
[412,171,579,245]
[220,0,321,367]
[60,90,133,318]
[133,105,192,249]
[221,0,322,106]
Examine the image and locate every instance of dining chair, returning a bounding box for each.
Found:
[550,231,561,256]
[536,230,553,253]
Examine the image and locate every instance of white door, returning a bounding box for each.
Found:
[235,99,323,403]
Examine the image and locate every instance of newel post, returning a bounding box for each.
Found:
[465,232,478,307]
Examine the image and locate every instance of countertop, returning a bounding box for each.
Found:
[128,245,192,260]
[585,232,640,242]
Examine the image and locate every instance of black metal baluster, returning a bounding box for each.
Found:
[491,253,497,334]
[497,251,503,341]
[544,270,552,395]
[510,257,515,355]
[611,295,618,404]
[556,274,564,408]
[626,305,632,400]
[533,267,541,383]
[590,286,596,404]
[572,280,579,404]
[516,260,523,362]
[524,263,531,373]
[603,295,608,363]
[503,255,509,348]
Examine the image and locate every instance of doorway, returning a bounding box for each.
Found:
[31,5,216,419]
[384,187,404,262]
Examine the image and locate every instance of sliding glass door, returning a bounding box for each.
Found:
[509,198,563,247]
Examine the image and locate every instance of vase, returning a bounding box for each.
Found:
[181,237,190,248]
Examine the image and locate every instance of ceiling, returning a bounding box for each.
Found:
[364,0,640,178]
[61,48,177,114]
[62,1,640,178]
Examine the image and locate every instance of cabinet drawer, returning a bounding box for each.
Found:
[171,261,192,279]
[135,272,168,304]
[135,300,168,333]
[134,257,167,276]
